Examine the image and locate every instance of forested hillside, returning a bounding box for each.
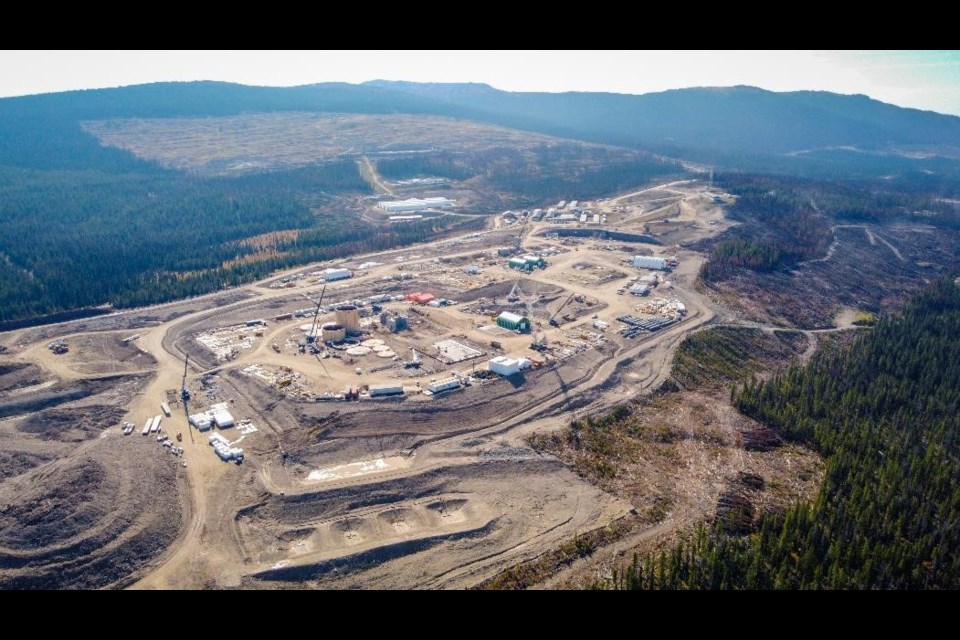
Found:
[0,158,463,324]
[0,86,474,325]
[615,279,960,589]
[369,81,960,179]
[3,80,960,325]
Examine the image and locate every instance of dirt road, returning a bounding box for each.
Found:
[5,179,732,589]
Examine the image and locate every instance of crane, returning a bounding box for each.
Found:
[181,354,191,406]
[549,293,576,327]
[181,354,194,444]
[514,212,530,253]
[371,276,407,313]
[306,282,328,345]
[506,278,524,303]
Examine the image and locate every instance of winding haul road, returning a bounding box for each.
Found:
[7,180,734,588]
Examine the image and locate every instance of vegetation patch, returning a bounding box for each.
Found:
[613,279,960,589]
[671,326,806,390]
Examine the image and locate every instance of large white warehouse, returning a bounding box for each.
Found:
[428,377,461,394]
[378,197,456,213]
[369,384,404,397]
[189,402,235,430]
[488,356,531,376]
[324,268,352,281]
[633,256,668,270]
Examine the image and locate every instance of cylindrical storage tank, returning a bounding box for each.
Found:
[335,305,360,334]
[321,322,346,342]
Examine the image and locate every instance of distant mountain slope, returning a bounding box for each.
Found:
[3,80,960,174]
[365,81,960,160]
[0,82,463,171]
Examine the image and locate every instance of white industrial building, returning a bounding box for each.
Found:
[377,197,456,213]
[189,413,212,432]
[209,433,244,462]
[324,267,352,281]
[633,256,669,270]
[189,402,235,431]
[209,403,235,428]
[369,384,404,397]
[428,377,461,394]
[488,356,531,376]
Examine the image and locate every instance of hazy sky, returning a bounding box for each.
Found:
[2,50,959,115]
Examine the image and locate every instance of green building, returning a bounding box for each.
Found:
[497,311,531,333]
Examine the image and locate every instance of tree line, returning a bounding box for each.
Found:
[613,278,960,589]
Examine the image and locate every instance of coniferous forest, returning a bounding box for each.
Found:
[0,114,470,325]
[616,279,960,589]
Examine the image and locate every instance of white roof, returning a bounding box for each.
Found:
[498,311,528,323]
[211,408,234,421]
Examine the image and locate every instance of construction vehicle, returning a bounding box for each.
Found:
[531,333,548,352]
[506,279,523,303]
[371,276,407,313]
[404,349,421,368]
[549,293,576,327]
[47,339,69,355]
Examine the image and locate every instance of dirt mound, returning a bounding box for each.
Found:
[0,459,116,551]
[0,437,184,589]
[0,362,45,395]
[64,334,158,375]
[17,404,126,442]
[457,279,564,304]
[0,374,149,421]
[0,450,59,482]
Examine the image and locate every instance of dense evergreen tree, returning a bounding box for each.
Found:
[616,279,960,589]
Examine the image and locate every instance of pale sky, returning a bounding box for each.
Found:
[2,50,959,115]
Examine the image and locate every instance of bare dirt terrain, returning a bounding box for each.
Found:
[83,113,635,176]
[0,179,895,589]
[703,222,960,329]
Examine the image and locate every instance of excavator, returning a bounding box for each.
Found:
[549,293,576,327]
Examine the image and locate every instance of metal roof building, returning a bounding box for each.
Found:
[633,256,668,270]
[324,268,352,281]
[497,312,531,333]
[377,197,456,213]
[428,377,461,394]
[488,355,531,376]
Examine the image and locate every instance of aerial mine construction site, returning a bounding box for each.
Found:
[0,182,740,589]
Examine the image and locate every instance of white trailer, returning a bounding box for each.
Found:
[160,402,171,417]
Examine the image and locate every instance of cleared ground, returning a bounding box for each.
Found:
[84,113,623,175]
[0,180,873,589]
